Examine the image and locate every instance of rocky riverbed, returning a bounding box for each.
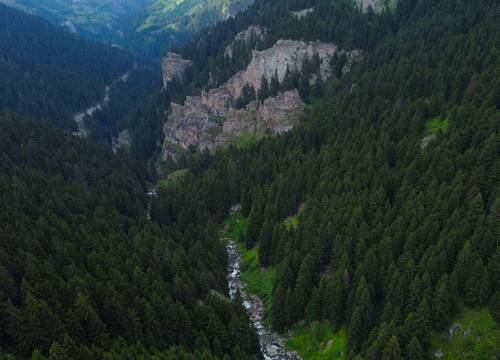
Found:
[226,241,301,360]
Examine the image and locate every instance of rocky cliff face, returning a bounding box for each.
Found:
[225,40,338,99]
[162,39,346,159]
[225,25,266,58]
[162,52,192,88]
[354,0,397,13]
[162,89,304,158]
[291,8,314,18]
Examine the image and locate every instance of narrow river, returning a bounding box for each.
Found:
[227,241,301,360]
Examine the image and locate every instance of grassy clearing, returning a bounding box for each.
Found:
[431,307,500,359]
[157,169,189,190]
[425,117,449,136]
[224,214,277,314]
[284,215,299,229]
[286,322,346,360]
[225,215,347,359]
[232,134,258,149]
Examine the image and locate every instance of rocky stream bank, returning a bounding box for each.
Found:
[226,241,301,360]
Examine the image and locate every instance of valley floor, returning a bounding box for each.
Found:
[223,214,347,360]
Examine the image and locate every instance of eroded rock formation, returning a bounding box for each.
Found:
[162,52,192,88]
[226,40,338,99]
[162,39,348,158]
[225,25,266,58]
[162,89,304,157]
[354,0,397,13]
[291,8,314,18]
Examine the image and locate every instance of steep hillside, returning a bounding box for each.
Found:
[0,3,161,147]
[0,0,148,42]
[0,3,134,129]
[0,111,261,359]
[162,39,349,156]
[155,0,391,160]
[0,0,255,58]
[151,0,500,359]
[133,0,254,57]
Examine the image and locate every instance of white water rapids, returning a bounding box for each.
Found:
[226,241,301,360]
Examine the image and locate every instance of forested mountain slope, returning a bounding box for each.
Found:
[0,3,161,143]
[0,4,133,129]
[130,0,255,58]
[0,0,148,44]
[0,0,255,58]
[151,0,500,358]
[0,111,260,359]
[132,0,396,163]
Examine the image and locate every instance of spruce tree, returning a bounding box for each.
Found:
[382,336,402,360]
[271,285,286,332]
[258,76,270,103]
[258,221,273,266]
[407,337,424,360]
[489,291,500,324]
[270,71,280,97]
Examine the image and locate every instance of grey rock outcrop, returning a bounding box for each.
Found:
[291,8,314,18]
[162,39,347,158]
[112,129,131,153]
[354,0,397,13]
[162,52,192,88]
[226,40,338,99]
[225,25,266,58]
[162,89,304,156]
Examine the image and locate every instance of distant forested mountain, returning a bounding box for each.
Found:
[0,0,149,43]
[0,3,161,144]
[0,3,134,129]
[0,0,255,58]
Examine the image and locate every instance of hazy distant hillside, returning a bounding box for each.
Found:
[0,3,135,129]
[0,0,148,42]
[132,0,254,56]
[0,0,254,57]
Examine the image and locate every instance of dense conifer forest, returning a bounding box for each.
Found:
[0,112,260,359]
[0,0,498,359]
[151,0,500,358]
[0,4,159,134]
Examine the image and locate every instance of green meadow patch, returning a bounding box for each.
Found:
[431,307,500,359]
[287,322,346,360]
[224,214,277,315]
[425,117,449,136]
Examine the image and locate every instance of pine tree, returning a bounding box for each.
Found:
[407,337,424,360]
[294,255,315,319]
[432,274,451,329]
[305,287,321,323]
[246,199,263,249]
[258,76,270,103]
[414,299,431,347]
[489,291,500,324]
[70,293,107,346]
[382,336,402,360]
[348,308,364,351]
[271,285,286,332]
[323,274,344,327]
[270,71,280,97]
[258,220,273,267]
